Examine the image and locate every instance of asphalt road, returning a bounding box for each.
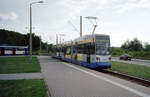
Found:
[38,56,150,97]
[112,57,150,67]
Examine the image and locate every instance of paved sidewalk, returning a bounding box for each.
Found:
[38,56,150,97]
[0,73,43,80]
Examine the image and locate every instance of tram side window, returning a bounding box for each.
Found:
[66,47,71,55]
[78,44,81,53]
[73,45,77,53]
[64,47,67,55]
[81,44,84,54]
[78,44,85,54]
[56,48,59,53]
[58,48,61,52]
[90,44,95,54]
[83,43,95,54]
[77,45,80,53]
[61,47,63,52]
[83,44,88,54]
[82,44,86,54]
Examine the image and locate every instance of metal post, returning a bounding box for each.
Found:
[60,36,61,44]
[59,35,61,44]
[92,25,97,35]
[80,16,82,37]
[30,4,32,60]
[47,43,48,53]
[56,34,58,45]
[40,36,41,55]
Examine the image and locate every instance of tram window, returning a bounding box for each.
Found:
[83,44,87,54]
[77,45,80,53]
[66,47,71,54]
[73,45,77,53]
[78,44,85,54]
[81,44,84,54]
[83,44,88,54]
[90,44,95,54]
[82,43,95,54]
[64,47,67,55]
[78,44,82,53]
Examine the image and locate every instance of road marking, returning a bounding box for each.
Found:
[63,62,150,97]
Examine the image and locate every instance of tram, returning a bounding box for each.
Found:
[0,46,29,56]
[52,34,111,69]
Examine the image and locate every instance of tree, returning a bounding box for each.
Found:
[0,29,42,51]
[121,40,130,50]
[144,43,150,51]
[121,38,143,51]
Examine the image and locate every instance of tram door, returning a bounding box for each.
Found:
[13,48,15,55]
[75,46,77,61]
[1,48,4,55]
[74,44,77,61]
[87,45,90,63]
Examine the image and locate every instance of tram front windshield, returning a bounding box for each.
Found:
[95,36,110,55]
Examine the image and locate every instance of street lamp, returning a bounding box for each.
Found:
[29,1,44,60]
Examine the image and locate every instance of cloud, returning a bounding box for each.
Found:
[115,0,150,13]
[58,0,150,15]
[0,12,18,21]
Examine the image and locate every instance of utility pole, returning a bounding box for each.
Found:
[47,42,48,53]
[40,36,41,55]
[29,4,32,60]
[80,16,82,37]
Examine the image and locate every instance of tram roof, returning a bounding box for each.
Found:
[54,34,110,46]
[74,34,109,42]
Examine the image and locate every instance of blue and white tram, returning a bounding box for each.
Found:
[52,34,111,69]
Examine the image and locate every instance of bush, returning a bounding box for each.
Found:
[32,52,40,55]
[111,47,125,56]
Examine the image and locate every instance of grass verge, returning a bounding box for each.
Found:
[0,79,47,97]
[110,61,150,80]
[0,56,41,73]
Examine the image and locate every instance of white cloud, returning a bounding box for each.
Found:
[0,12,18,21]
[115,0,150,13]
[58,0,150,15]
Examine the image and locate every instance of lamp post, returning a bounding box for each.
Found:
[29,1,43,60]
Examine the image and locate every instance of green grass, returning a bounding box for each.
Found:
[0,56,41,73]
[0,79,47,97]
[110,61,150,80]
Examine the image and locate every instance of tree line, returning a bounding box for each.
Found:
[0,29,52,52]
[111,38,150,60]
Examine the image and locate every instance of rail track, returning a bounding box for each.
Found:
[96,69,150,87]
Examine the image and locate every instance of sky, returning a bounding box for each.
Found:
[0,0,150,47]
